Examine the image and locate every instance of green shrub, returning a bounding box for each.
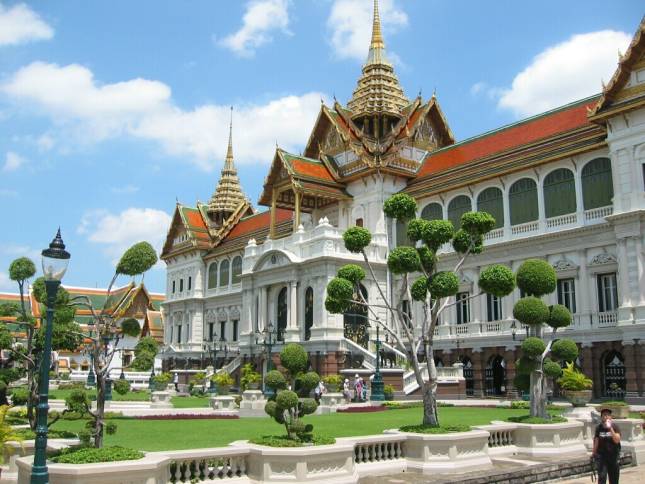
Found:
[211,372,234,387]
[515,259,556,297]
[516,356,538,375]
[521,337,546,359]
[420,220,454,251]
[240,363,261,391]
[113,379,131,396]
[507,415,567,424]
[400,424,471,434]
[280,344,309,377]
[10,387,29,406]
[411,276,428,301]
[557,362,592,391]
[296,372,320,395]
[325,296,349,314]
[383,193,417,221]
[326,278,354,302]
[116,242,157,276]
[452,229,483,254]
[543,359,563,378]
[387,247,420,274]
[337,264,365,284]
[52,446,144,464]
[551,339,578,362]
[249,435,335,447]
[416,246,436,273]
[322,374,342,390]
[548,304,572,329]
[407,219,429,242]
[460,211,496,235]
[265,370,287,392]
[276,390,298,409]
[343,227,372,253]
[513,297,549,326]
[383,384,395,401]
[510,400,530,409]
[428,272,459,298]
[478,264,515,297]
[120,318,141,337]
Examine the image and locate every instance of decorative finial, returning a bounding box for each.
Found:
[370,0,385,50]
[225,106,234,162]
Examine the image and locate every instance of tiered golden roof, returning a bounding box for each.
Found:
[347,0,409,117]
[208,109,248,217]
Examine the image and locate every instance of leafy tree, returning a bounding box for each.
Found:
[326,194,515,426]
[130,336,158,371]
[72,241,157,447]
[512,259,578,418]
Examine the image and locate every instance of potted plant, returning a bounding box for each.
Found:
[152,372,172,392]
[597,385,630,418]
[557,362,592,407]
[240,363,261,391]
[322,374,343,393]
[0,405,23,478]
[212,372,234,395]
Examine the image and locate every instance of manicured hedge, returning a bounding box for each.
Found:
[52,446,144,464]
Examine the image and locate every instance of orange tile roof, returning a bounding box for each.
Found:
[291,158,335,181]
[226,209,292,239]
[184,208,208,230]
[416,97,599,179]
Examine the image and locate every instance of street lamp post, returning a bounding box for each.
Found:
[255,321,276,395]
[370,325,385,401]
[31,229,70,484]
[85,328,96,387]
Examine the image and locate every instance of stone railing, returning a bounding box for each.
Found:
[402,363,464,394]
[545,213,577,229]
[16,419,614,483]
[585,205,613,221]
[340,338,376,370]
[218,355,242,375]
[70,370,153,390]
[510,220,539,236]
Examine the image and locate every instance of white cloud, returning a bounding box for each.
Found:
[0,244,40,262]
[78,208,172,265]
[0,271,13,291]
[496,30,631,117]
[0,2,53,46]
[327,0,408,62]
[218,0,291,57]
[2,151,26,172]
[2,61,326,169]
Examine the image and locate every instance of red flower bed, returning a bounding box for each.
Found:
[135,414,239,420]
[337,405,385,413]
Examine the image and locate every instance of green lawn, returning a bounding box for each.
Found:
[170,396,211,408]
[50,406,538,451]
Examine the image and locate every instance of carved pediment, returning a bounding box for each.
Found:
[552,259,578,272]
[218,309,228,322]
[257,252,290,271]
[589,253,617,266]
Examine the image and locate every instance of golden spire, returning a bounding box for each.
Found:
[347,0,408,118]
[208,107,248,221]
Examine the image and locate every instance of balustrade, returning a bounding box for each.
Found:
[354,440,405,463]
[510,220,539,235]
[545,213,577,229]
[168,455,248,482]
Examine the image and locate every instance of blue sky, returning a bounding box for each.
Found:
[0,0,642,294]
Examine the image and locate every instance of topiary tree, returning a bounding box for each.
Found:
[264,390,318,441]
[130,336,158,371]
[71,241,158,447]
[512,259,578,419]
[326,193,515,426]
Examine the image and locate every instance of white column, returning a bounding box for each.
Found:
[503,186,511,238]
[258,286,268,331]
[577,249,590,316]
[537,177,546,228]
[617,238,631,307]
[472,267,482,323]
[286,281,299,342]
[574,169,584,223]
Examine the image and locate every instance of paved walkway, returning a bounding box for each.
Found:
[552,464,645,483]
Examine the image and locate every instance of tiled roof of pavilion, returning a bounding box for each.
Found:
[213,208,293,254]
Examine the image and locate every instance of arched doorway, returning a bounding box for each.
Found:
[603,351,626,399]
[485,355,506,396]
[277,287,287,341]
[344,284,369,347]
[461,356,474,396]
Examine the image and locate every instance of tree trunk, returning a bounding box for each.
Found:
[422,382,439,426]
[529,369,548,419]
[94,373,105,448]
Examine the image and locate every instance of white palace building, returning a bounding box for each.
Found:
[160,3,645,402]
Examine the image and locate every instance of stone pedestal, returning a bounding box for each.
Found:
[239,390,267,417]
[317,392,344,415]
[151,391,172,408]
[210,395,236,411]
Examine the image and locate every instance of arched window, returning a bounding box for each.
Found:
[396,220,413,247]
[509,178,538,225]
[582,158,613,210]
[477,187,504,228]
[344,284,369,348]
[207,263,217,289]
[304,287,314,341]
[231,256,242,284]
[544,168,576,218]
[277,287,288,341]
[219,260,229,287]
[447,195,472,228]
[421,202,443,221]
[602,350,626,398]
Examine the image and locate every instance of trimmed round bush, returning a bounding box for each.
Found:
[298,371,320,394]
[428,272,459,298]
[343,227,372,253]
[120,318,141,337]
[113,379,131,395]
[290,420,306,435]
[383,193,417,221]
[420,220,454,251]
[9,257,36,282]
[52,446,143,464]
[551,339,579,362]
[521,337,546,359]
[265,400,278,417]
[407,219,429,242]
[548,304,572,329]
[276,390,299,410]
[515,259,556,297]
[326,278,353,302]
[544,359,563,378]
[325,297,349,314]
[10,387,29,406]
[516,356,538,375]
[387,247,420,274]
[478,265,515,297]
[265,370,287,391]
[411,276,429,301]
[452,229,483,254]
[460,211,496,235]
[337,264,365,284]
[116,242,158,276]
[416,246,436,273]
[513,297,549,326]
[300,397,318,415]
[280,344,308,376]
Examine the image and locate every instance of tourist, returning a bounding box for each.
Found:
[353,374,361,402]
[362,379,368,401]
[173,372,179,392]
[356,375,364,402]
[592,408,621,484]
[343,378,351,403]
[314,380,325,403]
